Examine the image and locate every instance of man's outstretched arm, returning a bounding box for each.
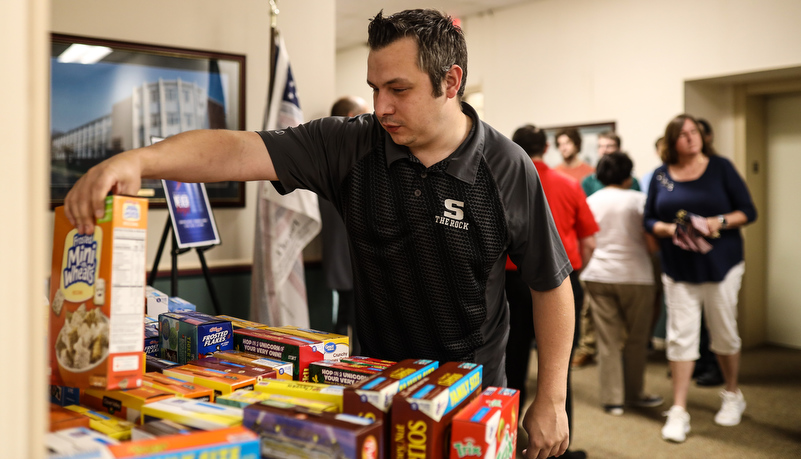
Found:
[64,129,272,234]
[522,275,574,459]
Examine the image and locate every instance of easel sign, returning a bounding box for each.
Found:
[151,136,221,249]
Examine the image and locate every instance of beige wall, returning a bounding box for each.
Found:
[50,0,336,270]
[337,0,801,176]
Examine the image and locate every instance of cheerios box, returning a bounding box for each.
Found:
[49,196,148,391]
[449,387,519,459]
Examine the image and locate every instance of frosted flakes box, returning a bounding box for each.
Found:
[144,319,160,357]
[309,359,385,386]
[141,397,243,430]
[234,327,328,381]
[49,196,148,390]
[158,311,233,364]
[254,379,345,412]
[109,425,260,459]
[450,387,520,459]
[390,362,483,459]
[141,372,214,402]
[213,350,293,380]
[81,386,174,424]
[243,401,383,459]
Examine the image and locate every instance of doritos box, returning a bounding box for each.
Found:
[63,405,135,440]
[234,327,328,381]
[267,325,350,360]
[109,425,260,459]
[213,350,293,380]
[141,397,243,430]
[141,372,214,402]
[49,196,148,390]
[162,364,256,397]
[254,378,345,412]
[81,386,174,424]
[188,356,276,381]
[390,361,483,459]
[450,387,520,459]
[216,314,268,330]
[243,401,383,459]
[158,311,233,364]
[309,359,385,386]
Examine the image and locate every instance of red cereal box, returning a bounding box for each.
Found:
[450,387,519,459]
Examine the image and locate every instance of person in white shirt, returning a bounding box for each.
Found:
[580,152,664,416]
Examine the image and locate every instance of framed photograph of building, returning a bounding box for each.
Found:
[541,121,617,169]
[50,34,246,208]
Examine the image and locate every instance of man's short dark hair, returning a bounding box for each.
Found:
[331,96,363,117]
[598,130,621,149]
[368,9,468,98]
[596,152,633,186]
[554,127,582,151]
[512,124,547,157]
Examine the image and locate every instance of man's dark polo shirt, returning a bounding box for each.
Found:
[258,103,570,387]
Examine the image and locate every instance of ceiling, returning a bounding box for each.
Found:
[335,0,533,50]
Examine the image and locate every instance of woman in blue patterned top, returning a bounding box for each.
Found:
[644,114,757,443]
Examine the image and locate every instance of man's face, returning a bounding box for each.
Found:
[597,137,619,156]
[367,37,446,151]
[556,134,578,161]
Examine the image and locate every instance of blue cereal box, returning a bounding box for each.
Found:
[158,312,233,364]
[144,318,160,357]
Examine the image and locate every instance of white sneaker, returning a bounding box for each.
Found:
[661,405,691,443]
[714,389,746,426]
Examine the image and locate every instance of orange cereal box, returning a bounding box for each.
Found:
[49,196,148,390]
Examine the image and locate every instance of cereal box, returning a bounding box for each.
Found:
[109,425,260,459]
[81,386,174,424]
[63,405,135,440]
[168,296,197,313]
[217,389,339,412]
[254,379,346,412]
[233,327,328,381]
[267,325,350,360]
[309,359,385,386]
[216,314,268,330]
[144,319,160,357]
[141,372,214,402]
[46,427,118,458]
[144,286,169,317]
[450,387,520,459]
[158,311,233,364]
[343,356,397,368]
[243,401,383,459]
[162,364,256,397]
[141,397,243,430]
[144,355,180,373]
[50,404,91,432]
[49,196,148,390]
[390,362,483,459]
[187,356,276,381]
[213,350,293,380]
[50,385,81,406]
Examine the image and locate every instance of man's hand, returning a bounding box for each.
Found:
[64,150,144,235]
[521,396,570,458]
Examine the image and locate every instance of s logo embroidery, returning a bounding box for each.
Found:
[444,199,465,220]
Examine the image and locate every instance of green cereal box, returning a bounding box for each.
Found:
[158,312,233,364]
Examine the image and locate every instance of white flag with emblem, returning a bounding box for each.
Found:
[250,32,321,327]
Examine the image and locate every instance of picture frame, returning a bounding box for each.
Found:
[542,121,617,169]
[50,34,246,208]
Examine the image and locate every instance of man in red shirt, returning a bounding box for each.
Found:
[506,124,598,459]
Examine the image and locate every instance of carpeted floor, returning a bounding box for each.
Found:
[517,345,801,458]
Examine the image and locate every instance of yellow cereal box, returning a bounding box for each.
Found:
[49,196,148,390]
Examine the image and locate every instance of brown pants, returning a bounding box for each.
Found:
[584,281,655,406]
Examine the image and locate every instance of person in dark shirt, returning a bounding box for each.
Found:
[63,9,575,458]
[644,114,757,443]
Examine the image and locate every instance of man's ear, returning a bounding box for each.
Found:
[444,64,463,99]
